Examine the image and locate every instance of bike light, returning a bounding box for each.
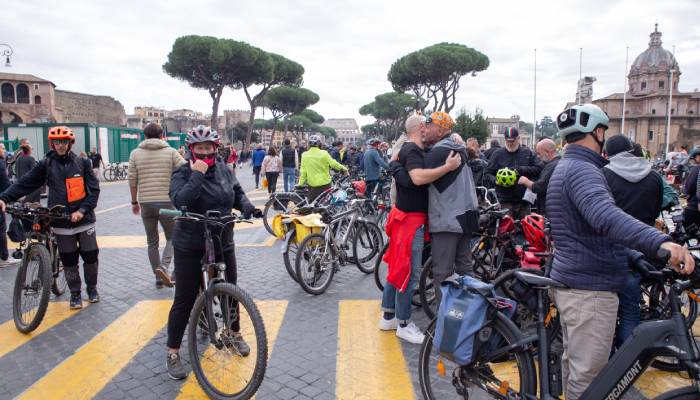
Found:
[215,262,226,272]
[32,223,41,232]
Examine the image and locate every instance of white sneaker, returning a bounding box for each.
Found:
[378,317,399,331]
[396,322,425,344]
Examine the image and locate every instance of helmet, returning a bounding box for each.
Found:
[186,125,220,145]
[522,213,547,250]
[496,167,517,187]
[366,138,381,146]
[556,104,609,139]
[690,147,700,159]
[308,135,322,147]
[48,126,75,143]
[427,111,454,130]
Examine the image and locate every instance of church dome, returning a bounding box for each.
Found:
[630,24,679,76]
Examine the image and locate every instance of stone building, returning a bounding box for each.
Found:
[322,118,362,146]
[224,109,251,128]
[592,25,700,155]
[134,106,165,125]
[0,72,125,126]
[486,116,532,147]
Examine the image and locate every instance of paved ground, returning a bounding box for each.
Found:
[0,162,693,399]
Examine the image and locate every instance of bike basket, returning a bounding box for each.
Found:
[292,214,325,243]
[434,275,499,365]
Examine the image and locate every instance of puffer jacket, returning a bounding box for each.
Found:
[547,145,670,291]
[128,139,185,203]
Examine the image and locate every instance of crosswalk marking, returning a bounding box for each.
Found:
[176,300,288,399]
[17,300,171,400]
[0,302,86,359]
[336,300,416,400]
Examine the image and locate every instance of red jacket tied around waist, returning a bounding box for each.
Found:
[383,207,428,292]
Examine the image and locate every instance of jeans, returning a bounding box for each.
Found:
[381,226,424,322]
[140,203,175,276]
[253,166,262,188]
[615,272,641,349]
[283,167,296,192]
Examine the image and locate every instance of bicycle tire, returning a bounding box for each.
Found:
[282,228,299,282]
[51,261,67,297]
[352,221,383,274]
[13,244,53,333]
[295,233,335,295]
[653,386,700,400]
[262,195,300,236]
[374,242,389,291]
[188,282,267,400]
[102,168,110,181]
[419,257,437,320]
[419,313,537,400]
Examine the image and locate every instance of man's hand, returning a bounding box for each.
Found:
[518,176,533,189]
[132,203,140,215]
[660,242,696,274]
[0,200,5,212]
[71,210,84,223]
[190,159,209,174]
[445,151,461,171]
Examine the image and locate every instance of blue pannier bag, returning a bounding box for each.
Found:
[433,275,515,365]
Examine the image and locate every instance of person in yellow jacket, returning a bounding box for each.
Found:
[299,135,347,201]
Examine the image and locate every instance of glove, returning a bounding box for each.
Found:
[244,207,263,219]
[253,208,263,218]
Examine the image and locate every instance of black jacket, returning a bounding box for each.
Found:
[468,158,488,187]
[603,153,663,226]
[684,166,699,212]
[0,159,10,192]
[531,156,560,216]
[281,146,296,169]
[0,151,100,229]
[170,158,255,252]
[484,146,501,161]
[485,146,542,203]
[15,154,36,178]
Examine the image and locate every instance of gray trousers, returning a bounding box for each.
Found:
[431,231,474,305]
[140,203,175,275]
[551,287,619,400]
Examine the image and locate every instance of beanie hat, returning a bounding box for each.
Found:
[604,134,633,157]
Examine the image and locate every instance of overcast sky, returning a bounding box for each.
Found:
[4,0,700,128]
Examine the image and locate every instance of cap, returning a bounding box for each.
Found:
[504,127,519,140]
[427,111,454,130]
[604,134,633,157]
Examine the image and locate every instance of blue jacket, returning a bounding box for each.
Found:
[547,145,670,291]
[252,149,266,167]
[363,147,388,181]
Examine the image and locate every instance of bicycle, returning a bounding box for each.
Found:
[102,163,128,181]
[419,250,700,400]
[294,199,384,295]
[9,203,69,333]
[159,208,267,400]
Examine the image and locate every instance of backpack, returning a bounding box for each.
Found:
[433,275,516,365]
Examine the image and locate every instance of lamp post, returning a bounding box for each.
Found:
[0,44,12,67]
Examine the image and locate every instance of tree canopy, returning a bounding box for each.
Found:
[453,108,490,145]
[388,43,489,113]
[359,91,418,141]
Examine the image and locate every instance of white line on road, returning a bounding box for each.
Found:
[95,204,130,215]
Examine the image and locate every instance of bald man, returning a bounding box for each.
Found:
[518,138,560,216]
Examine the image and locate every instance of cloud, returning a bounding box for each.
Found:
[4,0,698,128]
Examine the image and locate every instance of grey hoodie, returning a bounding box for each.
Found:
[604,152,652,183]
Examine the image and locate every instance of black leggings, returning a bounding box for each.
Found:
[266,172,279,194]
[166,247,238,349]
[56,228,99,294]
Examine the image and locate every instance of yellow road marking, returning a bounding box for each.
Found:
[336,300,415,400]
[238,237,277,248]
[95,203,129,215]
[0,302,86,359]
[18,300,172,400]
[176,300,288,399]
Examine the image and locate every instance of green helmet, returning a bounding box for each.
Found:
[496,167,517,187]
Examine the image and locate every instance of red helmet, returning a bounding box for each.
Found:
[522,213,547,250]
[352,180,366,197]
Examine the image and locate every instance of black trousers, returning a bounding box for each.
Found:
[266,172,279,194]
[166,247,239,349]
[56,228,99,294]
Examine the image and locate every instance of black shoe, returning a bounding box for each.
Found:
[166,352,188,380]
[87,288,100,303]
[155,278,164,289]
[70,293,83,309]
[231,332,251,357]
[155,267,174,288]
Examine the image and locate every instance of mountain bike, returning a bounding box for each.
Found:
[102,163,127,181]
[160,209,267,400]
[419,250,700,400]
[9,203,69,333]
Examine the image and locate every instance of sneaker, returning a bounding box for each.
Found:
[396,322,425,344]
[230,332,251,357]
[378,317,399,331]
[155,278,164,289]
[155,267,174,288]
[69,293,83,310]
[87,288,100,303]
[166,352,188,380]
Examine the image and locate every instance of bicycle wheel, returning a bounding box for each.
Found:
[419,313,537,400]
[282,228,298,282]
[51,260,67,297]
[102,167,110,181]
[13,244,53,333]
[419,257,438,320]
[352,221,383,274]
[262,195,300,236]
[295,233,335,295]
[188,282,267,400]
[374,243,388,291]
[654,386,700,399]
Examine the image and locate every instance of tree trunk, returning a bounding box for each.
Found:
[268,118,278,148]
[245,106,257,152]
[209,87,223,130]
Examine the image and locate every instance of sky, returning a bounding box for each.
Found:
[3,0,700,128]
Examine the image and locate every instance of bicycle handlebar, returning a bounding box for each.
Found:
[7,203,71,220]
[158,208,253,225]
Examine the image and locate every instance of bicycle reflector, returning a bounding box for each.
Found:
[32,223,41,232]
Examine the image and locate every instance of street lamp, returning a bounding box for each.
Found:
[0,44,13,67]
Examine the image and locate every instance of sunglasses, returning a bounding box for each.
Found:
[52,139,71,145]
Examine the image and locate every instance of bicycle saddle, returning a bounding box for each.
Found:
[514,270,567,289]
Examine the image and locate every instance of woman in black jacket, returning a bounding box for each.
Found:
[683,148,700,230]
[163,126,260,380]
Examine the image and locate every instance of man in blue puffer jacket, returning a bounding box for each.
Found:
[546,104,694,400]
